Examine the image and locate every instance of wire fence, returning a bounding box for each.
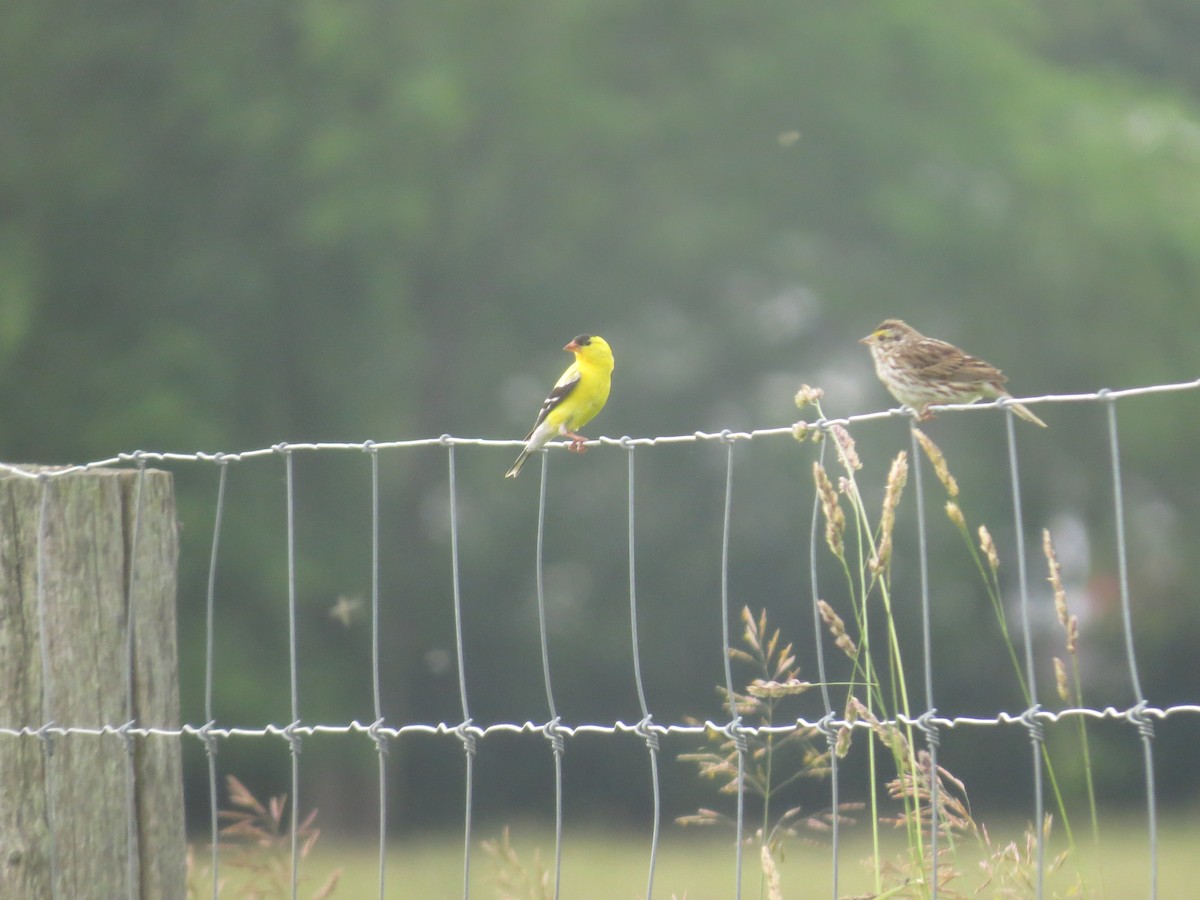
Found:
[3,377,1200,900]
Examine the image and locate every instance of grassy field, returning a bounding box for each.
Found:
[190,814,1196,898]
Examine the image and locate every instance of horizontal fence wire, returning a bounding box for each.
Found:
[2,705,1198,741]
[1,380,1197,480]
[5,378,1199,900]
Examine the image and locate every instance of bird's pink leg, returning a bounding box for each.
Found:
[562,429,589,453]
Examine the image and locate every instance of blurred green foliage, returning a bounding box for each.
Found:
[4,0,1200,831]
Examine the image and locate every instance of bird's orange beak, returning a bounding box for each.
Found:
[564,340,581,352]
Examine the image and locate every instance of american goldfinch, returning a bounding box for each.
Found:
[860,318,1047,426]
[504,334,615,478]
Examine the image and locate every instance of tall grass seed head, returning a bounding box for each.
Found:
[945,500,966,531]
[868,538,891,575]
[978,525,1000,573]
[817,599,858,658]
[813,462,845,559]
[1043,529,1070,631]
[835,725,853,758]
[794,383,824,410]
[867,452,907,573]
[913,427,958,497]
[830,423,861,471]
[1054,657,1070,703]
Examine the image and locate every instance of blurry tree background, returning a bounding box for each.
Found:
[3,0,1200,833]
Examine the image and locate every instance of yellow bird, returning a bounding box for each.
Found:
[505,334,615,478]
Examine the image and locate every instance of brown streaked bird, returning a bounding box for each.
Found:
[859,319,1047,427]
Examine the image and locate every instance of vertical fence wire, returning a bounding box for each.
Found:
[35,476,60,900]
[1004,411,1045,898]
[535,454,565,900]
[909,428,940,898]
[122,461,147,900]
[807,438,840,899]
[717,437,745,900]
[624,444,662,900]
[281,447,301,900]
[203,460,228,900]
[1103,397,1158,898]
[366,445,389,900]
[447,443,477,900]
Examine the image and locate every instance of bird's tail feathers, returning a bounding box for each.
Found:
[1005,397,1048,428]
[505,449,531,479]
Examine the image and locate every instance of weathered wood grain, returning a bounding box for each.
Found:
[0,468,185,899]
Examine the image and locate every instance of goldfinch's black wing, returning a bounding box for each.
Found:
[523,369,582,439]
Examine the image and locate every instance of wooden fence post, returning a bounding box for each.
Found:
[0,467,186,898]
